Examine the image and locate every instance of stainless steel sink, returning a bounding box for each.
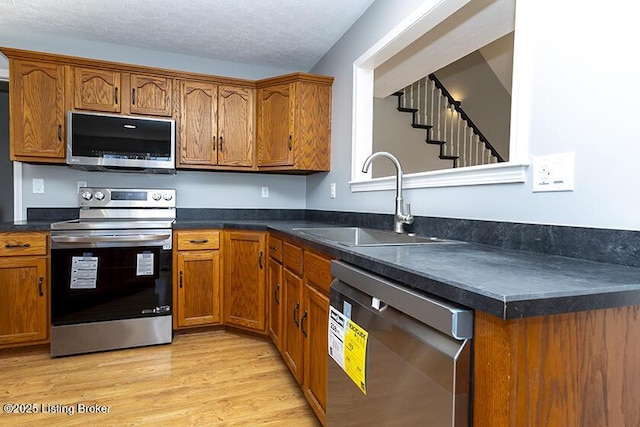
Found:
[292,227,452,247]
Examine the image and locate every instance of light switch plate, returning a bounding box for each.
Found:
[261,186,269,198]
[32,178,45,194]
[532,152,575,192]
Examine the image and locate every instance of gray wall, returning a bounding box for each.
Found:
[2,28,307,218]
[0,89,12,221]
[308,0,640,231]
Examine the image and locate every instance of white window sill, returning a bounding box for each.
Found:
[350,162,529,192]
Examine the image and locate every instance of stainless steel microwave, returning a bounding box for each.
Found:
[66,111,176,173]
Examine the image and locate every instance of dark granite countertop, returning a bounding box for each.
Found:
[5,218,640,319]
[178,219,640,319]
[0,220,54,231]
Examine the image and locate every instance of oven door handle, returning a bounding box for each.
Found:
[51,233,171,244]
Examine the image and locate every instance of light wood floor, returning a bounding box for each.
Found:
[0,330,320,427]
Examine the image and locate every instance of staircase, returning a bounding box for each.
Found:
[393,73,504,168]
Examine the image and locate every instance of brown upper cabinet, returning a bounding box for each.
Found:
[178,81,255,170]
[73,67,172,116]
[1,48,332,173]
[9,60,66,162]
[257,74,333,173]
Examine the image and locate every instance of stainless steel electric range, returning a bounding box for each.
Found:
[49,187,175,357]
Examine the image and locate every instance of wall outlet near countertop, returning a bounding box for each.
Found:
[261,186,269,198]
[532,152,575,192]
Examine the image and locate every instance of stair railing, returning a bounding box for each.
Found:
[396,74,504,168]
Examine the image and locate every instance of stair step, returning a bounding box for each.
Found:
[397,107,418,113]
[426,139,446,146]
[411,124,432,130]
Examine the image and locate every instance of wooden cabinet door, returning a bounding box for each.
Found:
[257,84,293,167]
[130,74,173,116]
[223,231,267,332]
[218,85,254,167]
[282,268,304,385]
[0,257,48,346]
[303,284,329,424]
[176,251,221,328]
[73,67,121,112]
[10,60,65,161]
[179,81,218,166]
[267,257,283,351]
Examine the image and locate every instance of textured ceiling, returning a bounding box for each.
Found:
[0,0,374,70]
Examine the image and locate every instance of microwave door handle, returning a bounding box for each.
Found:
[51,233,171,244]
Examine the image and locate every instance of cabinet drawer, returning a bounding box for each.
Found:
[268,235,283,262]
[283,241,303,276]
[304,251,332,294]
[176,230,220,250]
[0,232,48,257]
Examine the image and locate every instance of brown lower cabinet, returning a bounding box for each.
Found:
[0,232,49,347]
[269,235,332,425]
[173,230,222,328]
[223,230,267,333]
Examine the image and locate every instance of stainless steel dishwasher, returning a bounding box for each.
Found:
[327,261,473,427]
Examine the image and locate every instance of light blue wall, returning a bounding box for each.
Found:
[308,0,640,231]
[2,29,307,218]
[22,164,305,214]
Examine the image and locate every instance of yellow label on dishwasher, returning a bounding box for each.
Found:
[328,306,369,395]
[344,319,368,394]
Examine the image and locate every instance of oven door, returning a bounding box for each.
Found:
[50,229,172,326]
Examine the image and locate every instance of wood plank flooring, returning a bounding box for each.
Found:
[0,330,320,427]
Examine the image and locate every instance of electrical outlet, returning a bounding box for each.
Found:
[330,183,336,199]
[261,186,269,198]
[77,181,87,193]
[532,152,575,192]
[32,178,45,194]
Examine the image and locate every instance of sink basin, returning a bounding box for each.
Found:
[292,227,451,247]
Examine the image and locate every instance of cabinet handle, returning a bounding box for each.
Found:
[189,239,208,244]
[5,243,31,249]
[259,251,263,269]
[114,87,119,105]
[269,245,278,252]
[219,136,223,152]
[57,124,62,141]
[213,135,216,151]
[179,270,183,288]
[38,277,44,297]
[288,134,292,151]
[131,88,136,105]
[274,283,280,305]
[301,310,308,337]
[293,302,300,327]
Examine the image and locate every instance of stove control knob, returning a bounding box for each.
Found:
[94,191,105,201]
[163,193,173,201]
[152,193,162,201]
[81,190,93,201]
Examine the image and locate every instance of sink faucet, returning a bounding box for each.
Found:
[361,151,414,233]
